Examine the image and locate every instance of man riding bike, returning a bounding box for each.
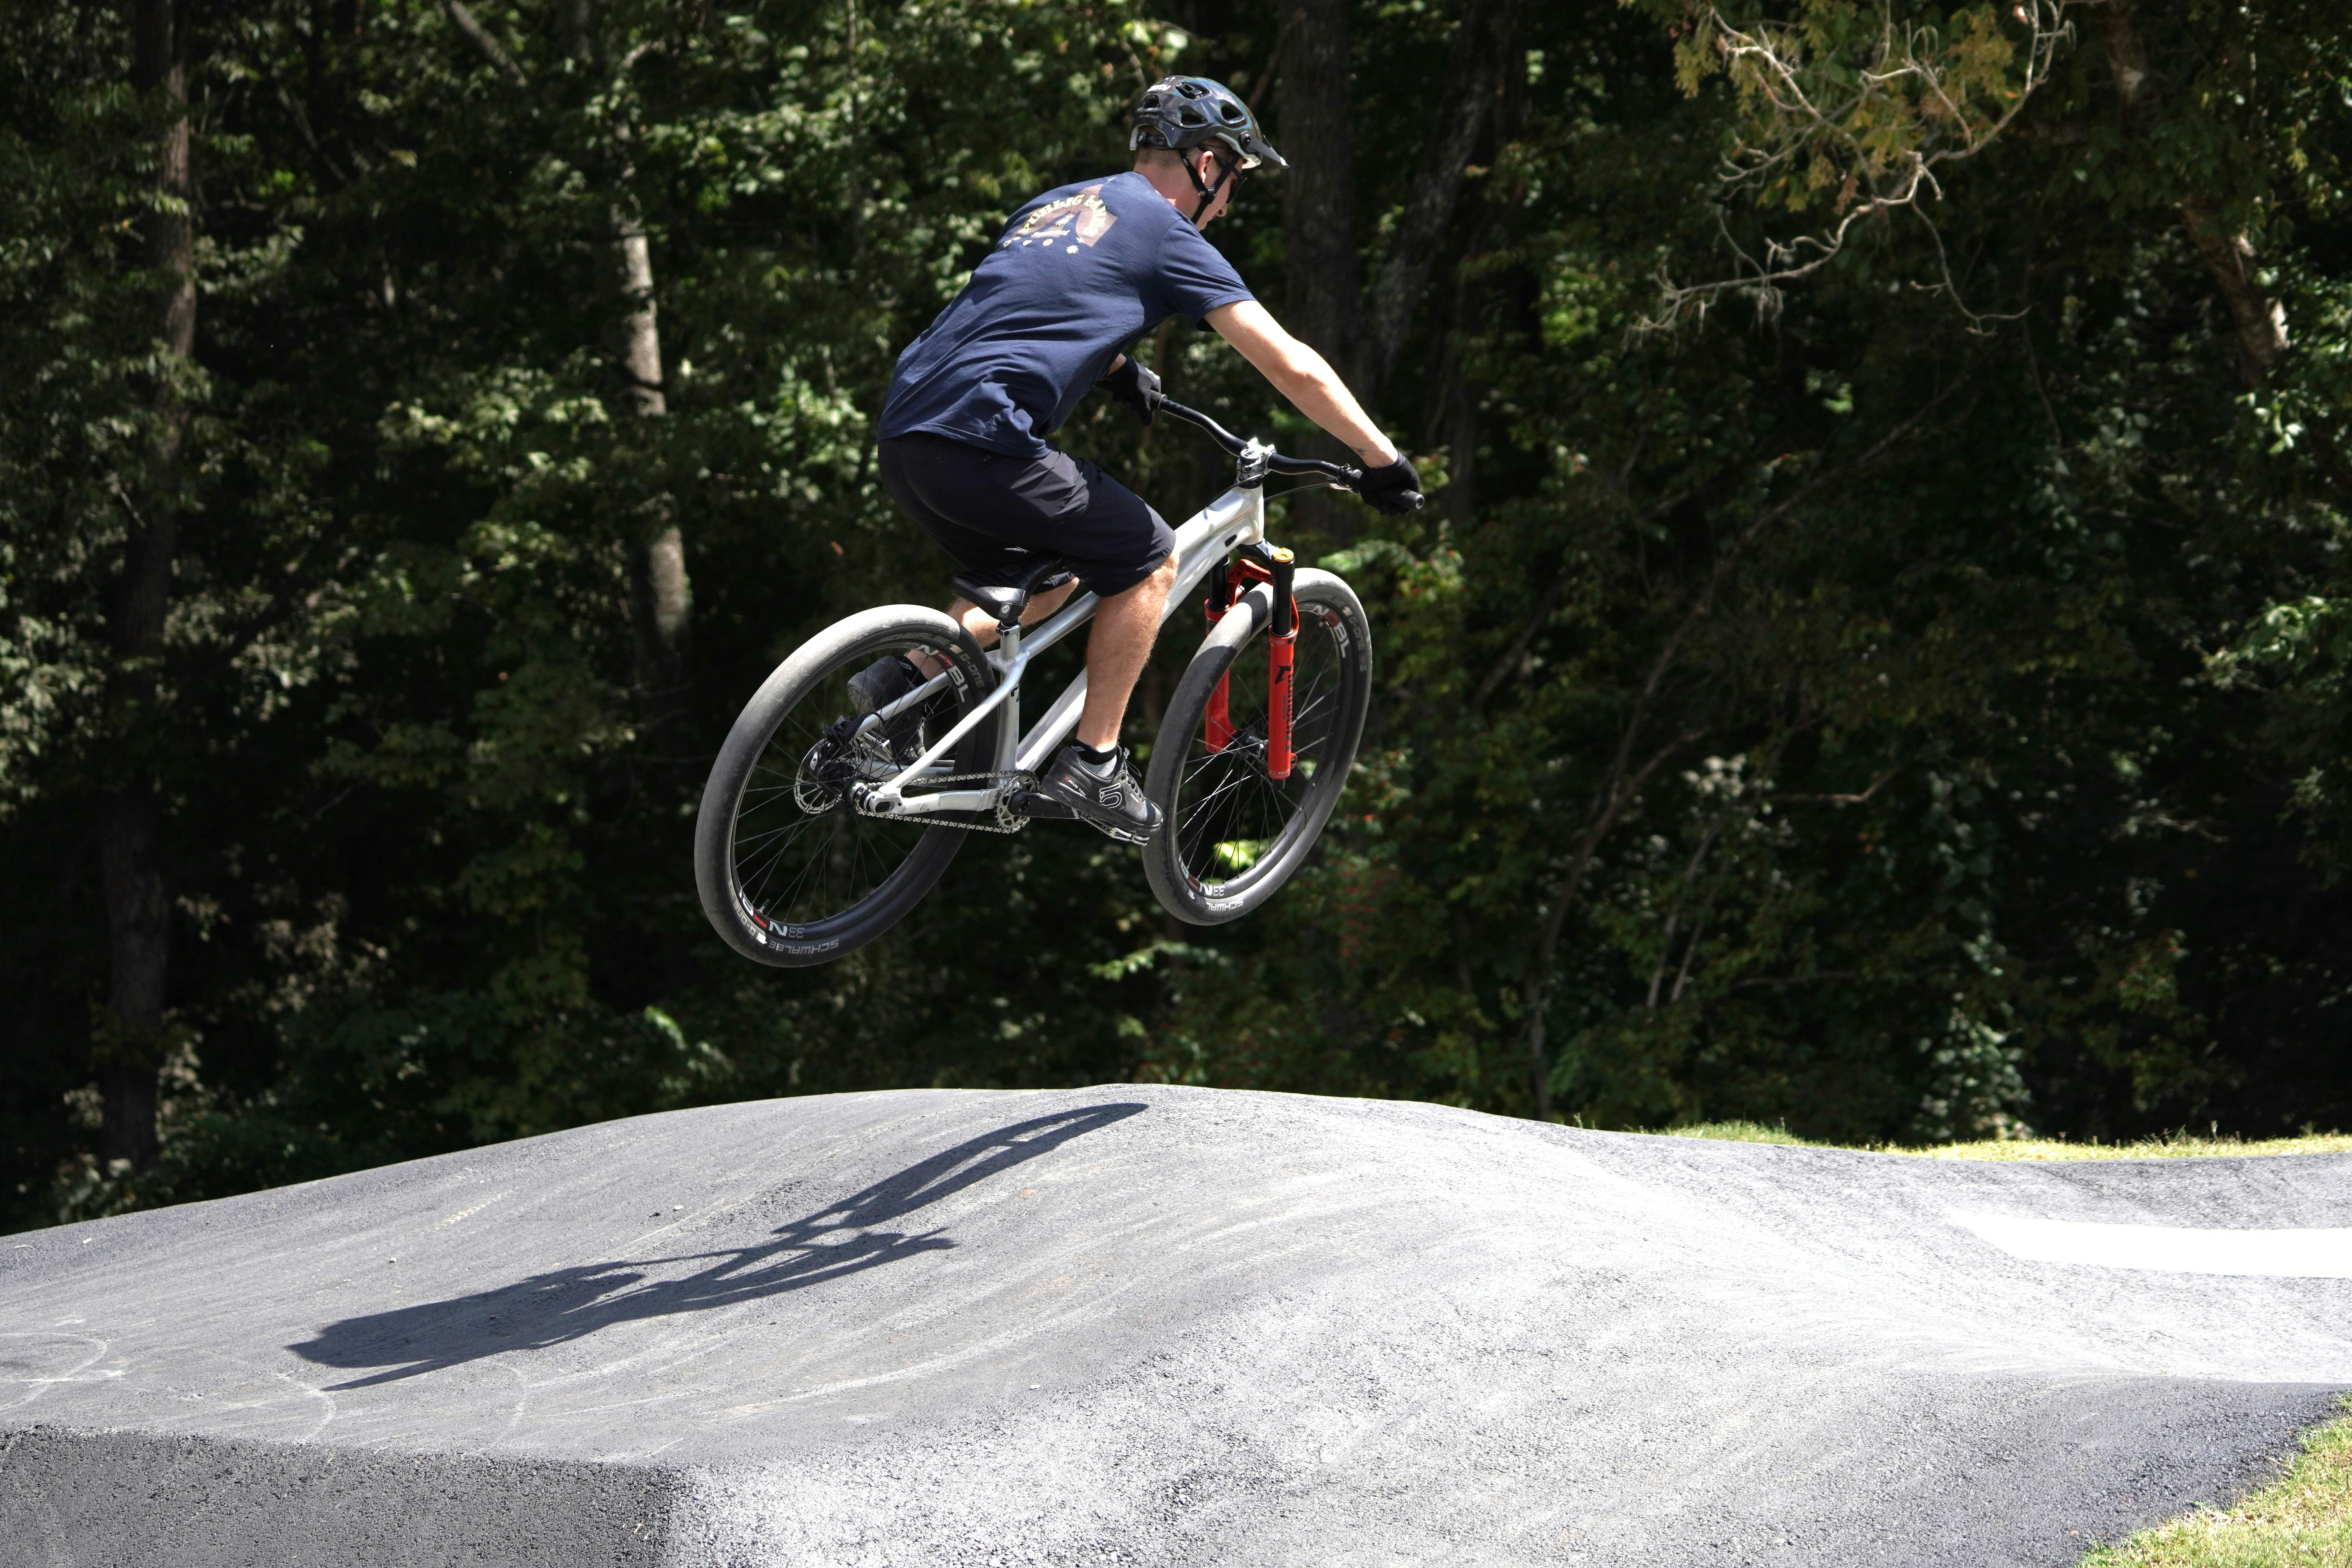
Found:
[856,75,1421,844]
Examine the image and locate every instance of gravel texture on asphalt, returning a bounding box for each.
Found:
[1,1085,2345,1566]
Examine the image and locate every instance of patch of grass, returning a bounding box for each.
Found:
[1906,1131,2352,1162]
[1641,1125,2352,1160]
[2079,1397,2352,1567]
[1653,1120,1814,1145]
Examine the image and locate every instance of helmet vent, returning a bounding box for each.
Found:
[1129,76,1285,173]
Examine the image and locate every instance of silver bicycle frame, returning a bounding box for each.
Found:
[862,443,1274,818]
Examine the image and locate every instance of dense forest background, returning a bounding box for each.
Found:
[6,0,2349,1232]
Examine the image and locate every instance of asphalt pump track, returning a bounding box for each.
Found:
[2,1086,2347,1566]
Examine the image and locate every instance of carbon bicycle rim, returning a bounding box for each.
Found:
[695,607,997,967]
[1143,568,1372,925]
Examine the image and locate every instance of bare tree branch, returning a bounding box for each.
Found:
[270,79,350,186]
[1471,578,1568,711]
[1732,969,1862,990]
[1770,766,1901,806]
[444,0,526,84]
[1646,818,1726,1010]
[1644,0,2073,332]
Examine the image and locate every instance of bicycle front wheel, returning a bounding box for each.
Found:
[695,606,999,967]
[1143,567,1373,925]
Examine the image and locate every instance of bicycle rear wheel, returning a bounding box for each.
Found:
[1143,567,1373,925]
[695,606,999,966]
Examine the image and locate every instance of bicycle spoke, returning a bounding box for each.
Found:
[1161,600,1359,900]
[1182,765,1261,826]
[717,644,968,933]
[747,809,844,907]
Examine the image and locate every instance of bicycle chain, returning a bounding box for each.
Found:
[856,771,1037,834]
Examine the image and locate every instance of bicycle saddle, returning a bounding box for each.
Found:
[953,553,1078,626]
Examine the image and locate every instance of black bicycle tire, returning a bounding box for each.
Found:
[1142,568,1373,925]
[695,606,998,967]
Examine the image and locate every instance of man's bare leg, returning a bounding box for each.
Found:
[899,552,1173,751]
[1076,554,1177,750]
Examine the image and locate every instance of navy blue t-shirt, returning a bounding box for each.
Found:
[880,172,1254,457]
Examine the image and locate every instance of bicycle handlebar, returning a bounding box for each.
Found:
[1158,399,1363,485]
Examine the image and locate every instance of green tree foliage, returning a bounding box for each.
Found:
[4,0,2348,1230]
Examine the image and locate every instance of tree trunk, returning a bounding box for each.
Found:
[1277,0,1368,543]
[2086,0,2285,384]
[98,792,167,1171]
[565,0,690,726]
[1279,0,1365,392]
[1418,30,1526,528]
[559,0,593,61]
[1362,0,1516,397]
[1277,0,1517,547]
[100,0,198,1174]
[610,192,691,723]
[469,0,690,726]
[2176,195,2289,383]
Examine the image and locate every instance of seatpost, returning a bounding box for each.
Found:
[1267,547,1296,780]
[996,617,1023,773]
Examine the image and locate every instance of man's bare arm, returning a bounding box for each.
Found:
[1203,300,1399,466]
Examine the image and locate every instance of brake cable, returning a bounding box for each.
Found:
[1261,479,1355,501]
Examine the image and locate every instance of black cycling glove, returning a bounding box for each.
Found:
[1099,356,1163,426]
[1353,454,1425,515]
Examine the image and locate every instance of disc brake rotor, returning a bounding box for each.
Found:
[793,717,866,815]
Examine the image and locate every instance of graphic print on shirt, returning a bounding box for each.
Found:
[1001,184,1118,253]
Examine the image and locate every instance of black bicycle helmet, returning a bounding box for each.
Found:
[1130,76,1287,171]
[1131,77,1284,220]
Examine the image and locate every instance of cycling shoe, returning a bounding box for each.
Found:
[1035,742,1163,845]
[848,654,941,764]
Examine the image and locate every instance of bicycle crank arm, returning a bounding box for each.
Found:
[853,784,1004,818]
[854,777,1085,826]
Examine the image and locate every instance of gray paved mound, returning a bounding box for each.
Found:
[2,1087,2346,1567]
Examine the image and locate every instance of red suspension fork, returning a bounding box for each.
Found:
[1203,558,1232,753]
[1267,547,1297,781]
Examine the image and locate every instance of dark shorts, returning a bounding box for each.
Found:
[877,432,1175,599]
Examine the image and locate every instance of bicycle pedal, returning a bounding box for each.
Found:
[1010,789,1078,821]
